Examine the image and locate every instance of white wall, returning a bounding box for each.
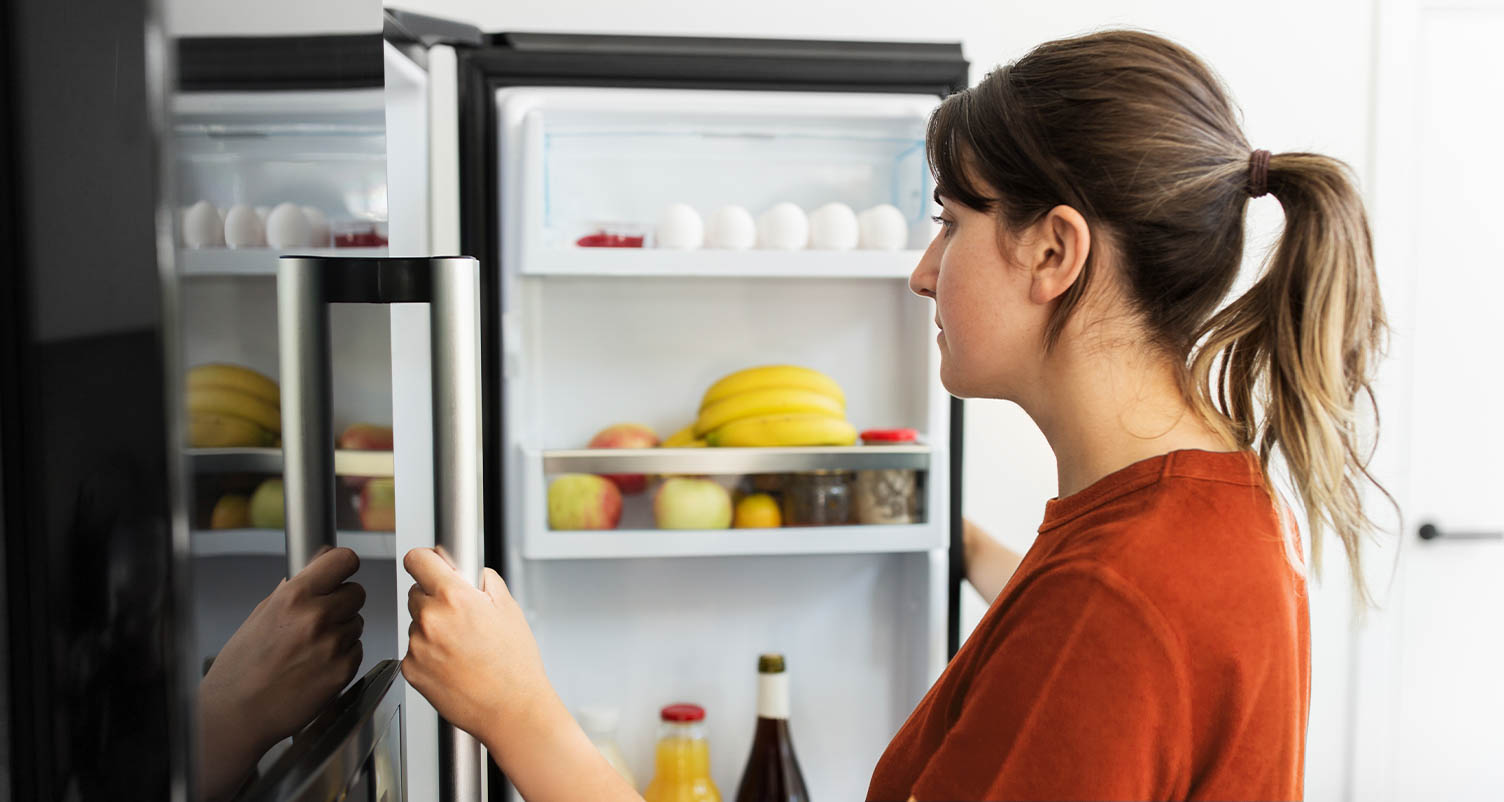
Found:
[399,2,1376,799]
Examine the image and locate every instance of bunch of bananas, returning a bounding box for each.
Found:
[186,363,281,448]
[663,365,857,448]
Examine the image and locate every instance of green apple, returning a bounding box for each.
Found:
[360,478,396,532]
[548,474,622,530]
[653,477,732,530]
[249,478,285,529]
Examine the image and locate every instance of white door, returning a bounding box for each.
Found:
[1355,2,1504,800]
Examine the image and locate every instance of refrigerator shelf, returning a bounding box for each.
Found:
[541,444,930,474]
[524,248,925,278]
[187,447,394,477]
[191,528,395,559]
[178,247,388,277]
[526,523,941,560]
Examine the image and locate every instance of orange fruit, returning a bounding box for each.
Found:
[733,493,782,529]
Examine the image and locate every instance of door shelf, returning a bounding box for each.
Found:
[540,445,930,475]
[523,248,923,278]
[178,247,388,277]
[187,447,394,477]
[191,528,395,559]
[525,523,941,560]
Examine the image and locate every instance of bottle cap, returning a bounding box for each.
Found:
[758,653,786,673]
[577,706,619,734]
[860,428,919,443]
[660,703,706,722]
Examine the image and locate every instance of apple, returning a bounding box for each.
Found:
[360,478,397,532]
[548,474,622,530]
[249,478,285,529]
[654,477,732,530]
[339,423,394,451]
[587,423,659,494]
[210,494,252,529]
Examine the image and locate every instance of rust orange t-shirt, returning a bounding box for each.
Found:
[868,449,1310,801]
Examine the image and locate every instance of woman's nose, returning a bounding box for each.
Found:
[909,231,941,299]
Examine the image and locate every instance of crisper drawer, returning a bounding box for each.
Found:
[495,87,940,279]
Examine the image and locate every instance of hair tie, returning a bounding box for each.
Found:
[1248,149,1272,198]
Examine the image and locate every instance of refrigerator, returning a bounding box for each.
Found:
[380,15,970,801]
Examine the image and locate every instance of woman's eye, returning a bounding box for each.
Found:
[931,215,955,237]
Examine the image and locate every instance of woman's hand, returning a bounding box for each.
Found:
[198,547,366,801]
[400,548,553,739]
[400,548,642,802]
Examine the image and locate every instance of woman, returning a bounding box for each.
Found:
[400,28,1387,801]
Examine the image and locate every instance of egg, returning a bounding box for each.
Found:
[655,203,703,250]
[704,205,756,250]
[265,203,311,248]
[301,206,331,247]
[857,204,909,251]
[756,203,809,251]
[182,200,224,248]
[808,202,859,250]
[223,204,266,248]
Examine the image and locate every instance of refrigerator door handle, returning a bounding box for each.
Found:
[277,254,485,802]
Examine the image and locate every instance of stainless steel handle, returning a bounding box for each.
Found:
[276,255,485,801]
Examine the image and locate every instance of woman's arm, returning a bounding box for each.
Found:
[963,518,1023,605]
[401,549,641,802]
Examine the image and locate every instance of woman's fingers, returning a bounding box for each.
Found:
[325,581,367,622]
[295,547,360,595]
[403,547,458,595]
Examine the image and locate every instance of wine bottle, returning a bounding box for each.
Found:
[733,654,810,802]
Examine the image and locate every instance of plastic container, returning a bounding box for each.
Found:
[579,706,637,790]
[576,221,649,248]
[781,470,853,526]
[854,428,920,524]
[644,704,721,802]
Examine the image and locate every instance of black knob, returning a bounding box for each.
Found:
[1418,523,1440,540]
[1418,522,1503,542]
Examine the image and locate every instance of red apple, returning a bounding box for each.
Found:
[360,478,397,532]
[653,477,732,530]
[587,423,659,494]
[339,423,394,451]
[548,474,622,530]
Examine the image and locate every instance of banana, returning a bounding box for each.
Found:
[700,365,845,411]
[188,412,276,448]
[707,413,858,447]
[661,424,708,448]
[187,386,282,434]
[694,387,845,437]
[188,363,280,405]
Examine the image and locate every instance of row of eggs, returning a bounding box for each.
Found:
[653,202,912,251]
[179,200,332,249]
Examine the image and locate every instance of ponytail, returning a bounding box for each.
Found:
[1188,153,1391,604]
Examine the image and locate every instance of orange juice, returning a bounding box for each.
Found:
[643,704,721,802]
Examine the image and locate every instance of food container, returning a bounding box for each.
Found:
[332,219,389,248]
[782,470,853,526]
[575,221,648,248]
[855,428,920,524]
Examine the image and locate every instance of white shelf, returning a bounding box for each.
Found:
[178,247,388,277]
[187,448,394,478]
[524,523,943,560]
[191,529,396,559]
[540,445,929,475]
[523,248,923,278]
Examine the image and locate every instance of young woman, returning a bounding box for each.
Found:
[399,28,1386,801]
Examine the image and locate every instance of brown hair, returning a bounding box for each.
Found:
[930,29,1390,602]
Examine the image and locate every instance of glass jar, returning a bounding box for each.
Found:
[644,704,720,802]
[782,470,853,526]
[855,428,920,524]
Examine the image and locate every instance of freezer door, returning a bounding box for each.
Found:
[276,255,485,801]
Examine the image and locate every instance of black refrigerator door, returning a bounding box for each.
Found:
[2,0,185,797]
[447,32,970,799]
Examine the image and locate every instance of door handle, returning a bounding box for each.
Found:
[277,255,485,802]
[1418,522,1504,542]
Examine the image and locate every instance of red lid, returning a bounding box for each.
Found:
[861,428,919,443]
[660,704,706,722]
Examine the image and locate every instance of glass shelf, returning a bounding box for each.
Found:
[191,528,395,559]
[187,447,393,477]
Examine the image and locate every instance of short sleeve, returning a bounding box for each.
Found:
[911,564,1192,801]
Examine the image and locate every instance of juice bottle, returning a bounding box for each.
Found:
[643,703,721,802]
[579,706,637,790]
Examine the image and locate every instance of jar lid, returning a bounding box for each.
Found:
[660,703,706,722]
[861,428,919,443]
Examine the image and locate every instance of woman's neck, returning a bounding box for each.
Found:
[1024,337,1234,499]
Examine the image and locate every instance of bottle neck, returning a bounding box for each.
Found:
[757,672,790,720]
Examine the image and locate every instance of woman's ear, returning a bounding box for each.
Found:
[1026,205,1091,305]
